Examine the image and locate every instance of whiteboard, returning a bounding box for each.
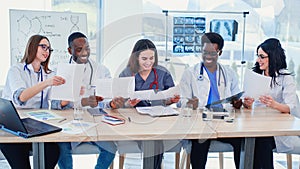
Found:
[9,9,87,67]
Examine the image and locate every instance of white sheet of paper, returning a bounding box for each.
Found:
[50,63,85,101]
[136,106,179,117]
[243,69,271,100]
[96,77,135,98]
[130,86,181,100]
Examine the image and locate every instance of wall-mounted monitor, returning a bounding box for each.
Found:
[210,19,238,41]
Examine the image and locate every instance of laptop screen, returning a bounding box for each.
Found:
[0,98,28,134]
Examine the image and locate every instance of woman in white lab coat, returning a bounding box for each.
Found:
[243,38,300,169]
[1,34,68,169]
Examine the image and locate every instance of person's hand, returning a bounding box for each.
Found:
[110,97,125,109]
[95,96,104,102]
[231,99,243,109]
[81,96,98,108]
[187,97,199,110]
[165,95,180,105]
[80,86,85,96]
[127,98,141,107]
[259,95,276,108]
[46,76,65,86]
[170,95,180,103]
[243,97,254,109]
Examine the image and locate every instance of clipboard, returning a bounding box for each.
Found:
[205,91,244,108]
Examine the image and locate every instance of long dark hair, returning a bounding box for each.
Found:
[127,39,158,73]
[253,38,291,87]
[21,35,52,74]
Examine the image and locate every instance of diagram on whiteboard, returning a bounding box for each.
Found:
[10,9,87,67]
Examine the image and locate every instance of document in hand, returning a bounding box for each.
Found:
[96,77,135,98]
[136,106,179,117]
[243,69,271,99]
[130,86,181,100]
[50,63,85,101]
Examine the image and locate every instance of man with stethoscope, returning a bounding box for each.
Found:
[57,32,117,169]
[179,32,243,169]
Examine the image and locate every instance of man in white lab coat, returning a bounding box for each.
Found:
[180,32,243,169]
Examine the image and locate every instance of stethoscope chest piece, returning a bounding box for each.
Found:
[198,75,203,81]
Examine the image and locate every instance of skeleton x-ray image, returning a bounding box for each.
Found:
[174,17,185,25]
[172,16,206,54]
[210,19,238,41]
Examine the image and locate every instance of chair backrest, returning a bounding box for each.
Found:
[117,140,183,154]
[71,143,100,154]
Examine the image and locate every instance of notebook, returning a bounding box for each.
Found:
[0,98,62,138]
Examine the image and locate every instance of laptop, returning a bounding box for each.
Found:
[0,98,62,138]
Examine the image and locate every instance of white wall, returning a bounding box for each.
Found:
[0,0,51,86]
[102,0,143,77]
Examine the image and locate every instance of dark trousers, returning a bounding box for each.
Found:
[143,140,163,169]
[254,137,276,169]
[191,138,242,169]
[0,143,60,169]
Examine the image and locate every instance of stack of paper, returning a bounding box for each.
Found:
[136,106,179,117]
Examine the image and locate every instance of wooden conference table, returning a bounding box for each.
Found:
[1,107,300,169]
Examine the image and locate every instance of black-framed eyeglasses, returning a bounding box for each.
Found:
[257,54,268,59]
[202,50,220,57]
[38,44,53,52]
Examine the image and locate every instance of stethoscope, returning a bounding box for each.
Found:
[133,68,159,90]
[149,68,159,90]
[69,56,93,86]
[24,64,44,108]
[198,62,227,87]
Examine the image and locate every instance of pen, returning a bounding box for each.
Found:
[58,118,67,123]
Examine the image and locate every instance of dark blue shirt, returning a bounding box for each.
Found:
[119,65,175,107]
[205,66,221,107]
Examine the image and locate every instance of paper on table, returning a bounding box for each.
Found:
[130,86,180,100]
[136,106,179,117]
[50,63,85,101]
[60,120,98,134]
[96,77,135,98]
[243,69,271,99]
[26,110,64,121]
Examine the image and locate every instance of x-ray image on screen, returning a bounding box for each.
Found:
[210,19,238,41]
[173,16,206,54]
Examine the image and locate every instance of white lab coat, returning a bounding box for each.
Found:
[252,70,300,153]
[179,62,241,107]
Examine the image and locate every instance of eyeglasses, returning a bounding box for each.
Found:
[257,54,268,59]
[38,44,53,52]
[202,50,220,57]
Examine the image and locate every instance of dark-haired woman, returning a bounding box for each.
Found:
[114,39,179,169]
[243,38,300,169]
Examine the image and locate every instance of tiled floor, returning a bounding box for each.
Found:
[0,152,299,169]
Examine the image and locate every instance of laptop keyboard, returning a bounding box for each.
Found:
[22,118,51,134]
